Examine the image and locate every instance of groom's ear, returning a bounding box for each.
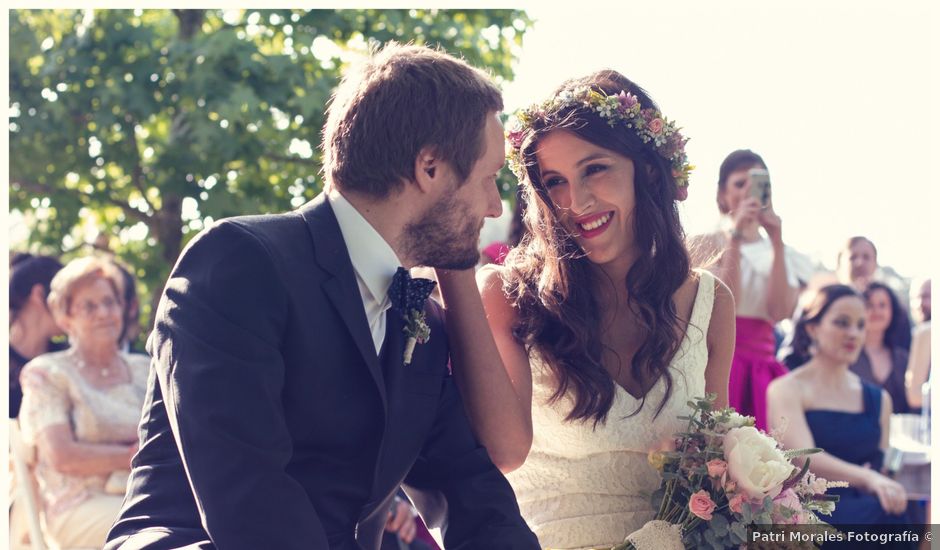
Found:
[413,147,441,193]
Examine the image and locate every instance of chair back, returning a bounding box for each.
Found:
[9,419,48,550]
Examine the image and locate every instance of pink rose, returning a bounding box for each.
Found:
[688,490,716,521]
[728,494,745,514]
[724,479,736,493]
[706,459,728,478]
[649,118,664,134]
[507,129,524,149]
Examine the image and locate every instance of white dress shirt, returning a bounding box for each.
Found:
[327,189,403,355]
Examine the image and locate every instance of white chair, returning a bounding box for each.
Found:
[9,419,48,550]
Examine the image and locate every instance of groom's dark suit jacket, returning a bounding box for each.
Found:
[105,194,538,550]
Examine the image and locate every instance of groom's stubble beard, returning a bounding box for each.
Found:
[402,187,483,270]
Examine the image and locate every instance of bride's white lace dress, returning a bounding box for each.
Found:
[505,270,715,549]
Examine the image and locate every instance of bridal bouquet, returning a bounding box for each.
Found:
[612,395,843,550]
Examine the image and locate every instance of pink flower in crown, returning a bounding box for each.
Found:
[706,459,728,478]
[675,184,689,202]
[728,493,746,514]
[669,133,685,153]
[688,490,716,520]
[617,90,638,111]
[648,118,665,135]
[507,129,525,149]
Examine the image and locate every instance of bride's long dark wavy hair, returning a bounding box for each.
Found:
[503,70,691,426]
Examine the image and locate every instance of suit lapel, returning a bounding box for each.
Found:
[298,194,387,412]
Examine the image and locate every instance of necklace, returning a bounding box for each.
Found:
[72,350,123,378]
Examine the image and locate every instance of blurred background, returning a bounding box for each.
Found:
[6,3,936,342]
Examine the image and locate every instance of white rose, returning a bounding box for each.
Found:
[726,411,753,428]
[723,426,794,499]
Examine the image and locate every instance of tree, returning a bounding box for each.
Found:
[10,8,531,339]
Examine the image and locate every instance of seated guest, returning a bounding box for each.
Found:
[770,285,909,526]
[18,256,149,549]
[9,253,64,418]
[850,282,912,413]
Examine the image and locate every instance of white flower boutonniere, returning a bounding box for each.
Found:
[402,309,431,365]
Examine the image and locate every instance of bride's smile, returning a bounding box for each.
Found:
[535,129,638,271]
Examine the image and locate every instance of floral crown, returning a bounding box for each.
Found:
[506,86,693,193]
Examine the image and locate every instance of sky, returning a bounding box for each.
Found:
[501,0,937,280]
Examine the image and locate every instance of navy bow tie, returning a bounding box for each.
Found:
[388,267,436,314]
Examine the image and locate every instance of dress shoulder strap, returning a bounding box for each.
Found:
[862,382,882,418]
[690,268,716,329]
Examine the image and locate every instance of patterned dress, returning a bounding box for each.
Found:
[18,350,149,524]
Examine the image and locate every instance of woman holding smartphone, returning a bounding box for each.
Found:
[689,149,815,430]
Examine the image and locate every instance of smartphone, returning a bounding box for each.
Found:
[747,168,771,206]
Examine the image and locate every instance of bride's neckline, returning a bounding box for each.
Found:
[610,273,707,401]
[615,372,665,402]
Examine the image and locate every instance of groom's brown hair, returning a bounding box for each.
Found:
[322,42,503,197]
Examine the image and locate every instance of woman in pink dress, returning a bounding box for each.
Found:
[689,149,815,430]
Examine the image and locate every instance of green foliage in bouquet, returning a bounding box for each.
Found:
[612,394,842,550]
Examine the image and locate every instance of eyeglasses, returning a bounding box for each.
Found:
[71,296,122,318]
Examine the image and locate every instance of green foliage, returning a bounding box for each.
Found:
[10,9,531,342]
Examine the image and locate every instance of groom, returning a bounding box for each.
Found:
[105,43,538,550]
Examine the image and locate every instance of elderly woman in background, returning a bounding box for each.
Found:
[9,253,65,418]
[18,256,149,549]
[850,282,913,413]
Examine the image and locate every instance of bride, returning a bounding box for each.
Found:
[436,70,735,548]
